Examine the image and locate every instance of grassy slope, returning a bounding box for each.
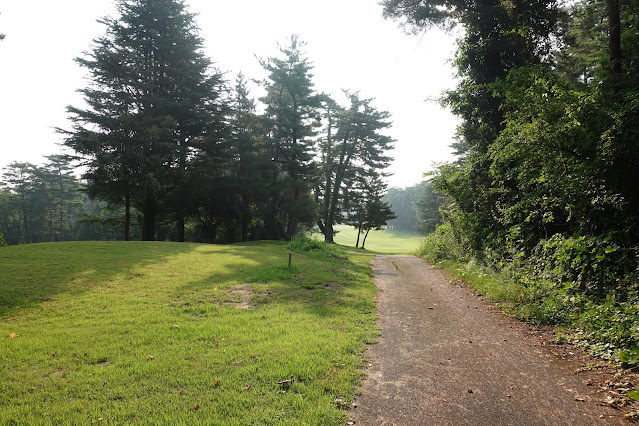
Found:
[332,225,424,254]
[0,241,377,425]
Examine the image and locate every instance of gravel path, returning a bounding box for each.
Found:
[350,255,625,425]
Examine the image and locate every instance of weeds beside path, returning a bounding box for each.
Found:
[351,255,626,425]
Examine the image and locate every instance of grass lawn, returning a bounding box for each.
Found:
[0,241,377,425]
[331,225,424,254]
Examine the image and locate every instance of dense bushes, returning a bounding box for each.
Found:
[419,224,639,354]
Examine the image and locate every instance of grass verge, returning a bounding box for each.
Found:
[420,251,639,358]
[0,241,377,425]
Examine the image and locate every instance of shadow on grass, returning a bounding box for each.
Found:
[0,241,197,318]
[174,241,376,318]
[1,240,375,320]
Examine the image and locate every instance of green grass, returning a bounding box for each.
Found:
[0,241,378,425]
[331,225,424,254]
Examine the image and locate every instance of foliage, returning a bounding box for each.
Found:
[389,0,639,354]
[316,92,394,244]
[0,241,377,424]
[258,36,321,241]
[345,176,396,249]
[288,234,346,259]
[61,0,228,241]
[385,181,443,234]
[0,224,6,247]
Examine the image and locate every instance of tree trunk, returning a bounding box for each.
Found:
[176,216,185,242]
[607,0,622,77]
[324,137,353,244]
[362,228,370,249]
[142,193,157,241]
[356,222,362,248]
[285,184,300,241]
[286,215,298,241]
[124,188,131,241]
[324,225,334,244]
[241,194,249,242]
[264,202,281,240]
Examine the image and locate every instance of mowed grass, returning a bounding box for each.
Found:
[332,225,424,254]
[0,241,377,425]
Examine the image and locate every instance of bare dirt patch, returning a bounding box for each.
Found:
[224,284,268,309]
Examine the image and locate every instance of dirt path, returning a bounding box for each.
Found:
[350,255,625,425]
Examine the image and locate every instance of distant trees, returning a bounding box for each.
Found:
[0,158,101,245]
[385,181,442,235]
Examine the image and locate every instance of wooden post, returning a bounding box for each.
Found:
[288,252,292,269]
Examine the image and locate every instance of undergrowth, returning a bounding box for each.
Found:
[289,234,347,259]
[419,225,639,358]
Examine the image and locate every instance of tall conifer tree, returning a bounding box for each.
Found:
[259,36,321,240]
[62,0,227,241]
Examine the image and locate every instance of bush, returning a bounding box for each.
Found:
[418,222,471,264]
[288,234,346,259]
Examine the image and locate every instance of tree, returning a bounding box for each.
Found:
[415,180,443,235]
[259,36,321,240]
[1,163,38,244]
[346,175,396,249]
[359,178,396,250]
[316,92,394,243]
[62,0,227,241]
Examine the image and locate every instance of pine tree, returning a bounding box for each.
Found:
[61,0,227,241]
[259,36,321,240]
[316,92,394,243]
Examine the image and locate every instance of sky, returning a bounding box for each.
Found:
[0,0,459,188]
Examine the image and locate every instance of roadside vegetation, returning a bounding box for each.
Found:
[0,240,377,424]
[419,225,639,357]
[384,0,639,358]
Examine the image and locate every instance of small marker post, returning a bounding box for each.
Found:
[288,251,292,269]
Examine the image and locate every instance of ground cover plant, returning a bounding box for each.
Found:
[0,241,377,424]
[331,225,423,254]
[418,227,639,358]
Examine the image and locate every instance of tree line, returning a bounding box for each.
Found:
[0,0,396,245]
[383,182,443,235]
[384,0,639,343]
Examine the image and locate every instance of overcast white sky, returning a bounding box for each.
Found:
[0,0,458,188]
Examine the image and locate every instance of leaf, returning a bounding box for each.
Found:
[626,390,639,401]
[244,384,251,390]
[147,355,154,361]
[9,333,19,339]
[214,380,219,387]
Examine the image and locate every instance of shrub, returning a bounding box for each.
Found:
[288,234,346,259]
